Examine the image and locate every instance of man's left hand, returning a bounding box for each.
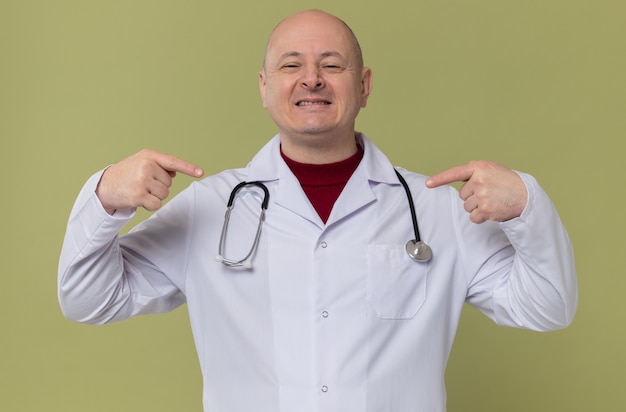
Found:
[426,161,528,224]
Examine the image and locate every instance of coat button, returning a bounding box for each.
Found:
[321,385,329,393]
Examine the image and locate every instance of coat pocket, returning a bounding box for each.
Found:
[367,244,429,319]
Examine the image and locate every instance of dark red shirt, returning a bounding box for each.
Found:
[281,146,364,223]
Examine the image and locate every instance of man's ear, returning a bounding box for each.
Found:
[259,70,268,109]
[360,67,373,108]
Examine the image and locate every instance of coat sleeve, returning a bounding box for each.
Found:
[57,170,189,325]
[460,172,578,331]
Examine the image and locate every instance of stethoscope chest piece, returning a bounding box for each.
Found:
[406,239,432,262]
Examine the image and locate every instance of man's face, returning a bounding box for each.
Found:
[259,11,372,145]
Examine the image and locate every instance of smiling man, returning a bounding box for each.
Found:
[259,10,372,164]
[58,9,577,411]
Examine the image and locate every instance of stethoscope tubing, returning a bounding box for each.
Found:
[217,181,269,268]
[394,170,433,262]
[217,169,432,268]
[394,170,423,244]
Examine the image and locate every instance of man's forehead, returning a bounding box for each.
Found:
[267,27,351,57]
[263,10,363,68]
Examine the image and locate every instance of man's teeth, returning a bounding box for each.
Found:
[297,101,330,106]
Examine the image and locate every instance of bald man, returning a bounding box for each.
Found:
[59,10,577,411]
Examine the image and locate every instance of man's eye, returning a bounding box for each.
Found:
[323,64,344,72]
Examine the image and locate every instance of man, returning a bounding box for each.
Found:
[58,9,577,411]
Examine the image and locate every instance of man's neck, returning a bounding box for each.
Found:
[279,132,359,164]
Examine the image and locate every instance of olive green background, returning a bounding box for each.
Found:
[1,0,624,411]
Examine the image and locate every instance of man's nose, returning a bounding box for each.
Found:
[301,67,324,89]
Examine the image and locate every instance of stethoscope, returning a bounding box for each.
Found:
[216,169,433,268]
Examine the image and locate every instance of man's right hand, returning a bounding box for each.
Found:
[95,149,204,215]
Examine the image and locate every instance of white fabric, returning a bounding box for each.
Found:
[58,133,577,411]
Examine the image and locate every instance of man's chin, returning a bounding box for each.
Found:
[296,120,337,135]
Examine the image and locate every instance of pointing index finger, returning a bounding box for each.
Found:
[151,151,204,178]
[426,163,474,188]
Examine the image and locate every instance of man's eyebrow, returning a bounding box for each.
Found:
[278,51,302,60]
[277,51,347,60]
[320,51,345,59]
